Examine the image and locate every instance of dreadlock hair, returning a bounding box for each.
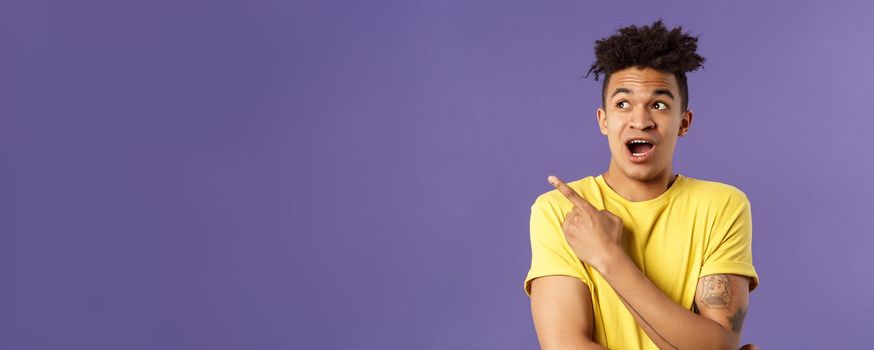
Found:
[585,19,705,113]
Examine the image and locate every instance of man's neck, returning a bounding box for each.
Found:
[601,164,678,203]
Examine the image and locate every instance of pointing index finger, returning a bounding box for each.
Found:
[547,175,596,211]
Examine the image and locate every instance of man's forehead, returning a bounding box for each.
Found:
[608,78,676,100]
[607,71,678,99]
[610,74,675,89]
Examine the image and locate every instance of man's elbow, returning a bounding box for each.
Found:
[696,315,741,350]
[715,327,741,350]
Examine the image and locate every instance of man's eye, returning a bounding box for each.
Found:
[616,101,630,109]
[652,101,668,110]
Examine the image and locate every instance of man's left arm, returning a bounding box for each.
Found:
[598,250,748,350]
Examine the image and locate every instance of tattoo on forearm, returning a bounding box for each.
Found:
[700,275,731,309]
[614,289,679,350]
[727,305,747,333]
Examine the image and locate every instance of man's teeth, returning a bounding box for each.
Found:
[631,147,651,157]
[628,139,653,157]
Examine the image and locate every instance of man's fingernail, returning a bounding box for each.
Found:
[547,176,556,184]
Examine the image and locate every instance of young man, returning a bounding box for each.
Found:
[523,20,761,350]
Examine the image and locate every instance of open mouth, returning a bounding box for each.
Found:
[625,139,655,161]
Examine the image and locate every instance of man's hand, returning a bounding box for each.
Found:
[547,175,624,272]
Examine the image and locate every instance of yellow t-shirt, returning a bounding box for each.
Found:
[523,173,759,349]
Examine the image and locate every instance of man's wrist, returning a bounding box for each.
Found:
[592,244,627,276]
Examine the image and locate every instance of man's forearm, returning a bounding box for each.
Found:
[596,248,737,350]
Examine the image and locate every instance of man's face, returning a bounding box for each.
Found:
[596,67,693,182]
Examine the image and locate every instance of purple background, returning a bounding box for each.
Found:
[2,0,872,349]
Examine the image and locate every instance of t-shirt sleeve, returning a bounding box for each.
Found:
[700,192,760,292]
[523,196,592,297]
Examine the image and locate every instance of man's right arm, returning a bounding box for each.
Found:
[530,275,607,350]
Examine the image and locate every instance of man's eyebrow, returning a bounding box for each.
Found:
[610,87,633,98]
[610,87,675,100]
[652,88,675,100]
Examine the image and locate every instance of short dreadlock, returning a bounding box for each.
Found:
[585,19,705,112]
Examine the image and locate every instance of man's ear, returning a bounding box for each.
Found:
[679,109,693,136]
[597,108,608,136]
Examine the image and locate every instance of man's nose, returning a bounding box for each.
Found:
[629,108,655,130]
